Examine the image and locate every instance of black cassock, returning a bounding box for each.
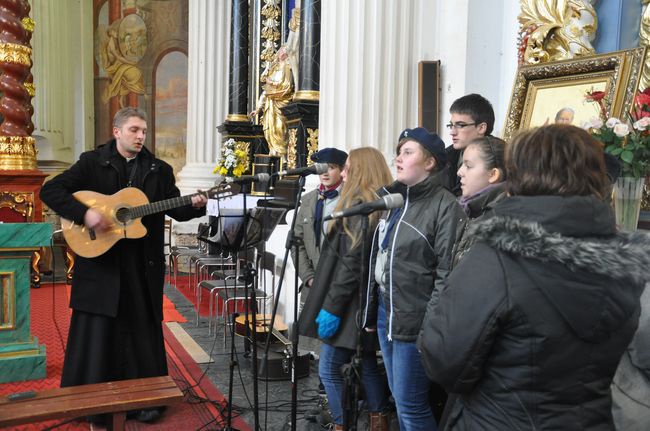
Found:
[60,239,167,386]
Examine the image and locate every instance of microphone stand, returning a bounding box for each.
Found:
[240,183,261,431]
[221,182,261,431]
[342,214,369,431]
[260,173,306,431]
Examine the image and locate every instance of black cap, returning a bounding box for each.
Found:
[310,147,348,166]
[399,127,447,166]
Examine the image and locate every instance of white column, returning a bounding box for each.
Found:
[176,0,231,198]
[32,0,93,164]
[319,0,521,159]
[320,0,421,163]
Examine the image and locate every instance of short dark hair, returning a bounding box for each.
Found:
[506,125,608,199]
[450,93,495,135]
[113,107,147,128]
[467,136,507,180]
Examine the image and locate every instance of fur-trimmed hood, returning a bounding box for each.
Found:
[468,215,650,287]
[466,195,649,342]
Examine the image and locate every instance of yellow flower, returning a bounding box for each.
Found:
[232,166,244,177]
[219,167,228,176]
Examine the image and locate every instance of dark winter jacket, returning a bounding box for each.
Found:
[452,182,506,267]
[364,175,466,342]
[418,195,649,430]
[440,145,462,196]
[299,215,379,351]
[40,140,205,321]
[612,283,650,430]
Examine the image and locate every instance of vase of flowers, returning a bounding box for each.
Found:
[586,89,650,231]
[213,138,248,178]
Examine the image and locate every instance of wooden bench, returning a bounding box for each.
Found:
[0,375,183,430]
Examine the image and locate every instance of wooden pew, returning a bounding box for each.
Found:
[0,375,183,430]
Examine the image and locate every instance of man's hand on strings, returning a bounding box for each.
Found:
[84,208,111,231]
[192,192,209,208]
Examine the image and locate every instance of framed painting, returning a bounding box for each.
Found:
[503,47,646,141]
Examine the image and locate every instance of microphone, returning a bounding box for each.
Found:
[223,172,271,184]
[324,193,404,221]
[273,163,328,177]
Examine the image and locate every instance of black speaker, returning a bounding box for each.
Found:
[419,61,441,134]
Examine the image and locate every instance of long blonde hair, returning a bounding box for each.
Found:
[331,147,393,248]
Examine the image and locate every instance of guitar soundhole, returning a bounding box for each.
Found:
[115,207,132,224]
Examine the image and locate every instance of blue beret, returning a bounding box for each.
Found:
[310,147,348,166]
[399,127,447,167]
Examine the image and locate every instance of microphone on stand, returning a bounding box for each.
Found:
[221,172,271,184]
[324,193,404,221]
[272,163,328,177]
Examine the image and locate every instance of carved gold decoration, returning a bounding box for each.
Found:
[307,128,319,164]
[287,128,298,169]
[518,0,597,65]
[0,42,31,66]
[31,251,41,287]
[0,191,34,220]
[235,140,251,171]
[294,90,320,101]
[0,136,37,170]
[21,17,35,32]
[639,0,650,90]
[288,7,301,32]
[0,272,16,330]
[23,82,35,97]
[260,0,282,71]
[226,114,250,122]
[504,48,645,142]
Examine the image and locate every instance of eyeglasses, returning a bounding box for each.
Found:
[445,122,478,130]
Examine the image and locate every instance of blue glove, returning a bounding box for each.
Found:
[315,309,341,339]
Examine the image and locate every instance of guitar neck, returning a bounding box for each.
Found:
[130,194,195,219]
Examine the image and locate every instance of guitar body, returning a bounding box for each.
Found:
[61,188,150,258]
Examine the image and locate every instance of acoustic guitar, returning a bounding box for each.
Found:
[235,313,289,345]
[61,184,238,258]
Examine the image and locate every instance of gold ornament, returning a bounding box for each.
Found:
[21,17,35,33]
[0,42,32,66]
[518,0,597,64]
[287,128,298,169]
[306,128,319,164]
[24,82,35,97]
[0,136,37,170]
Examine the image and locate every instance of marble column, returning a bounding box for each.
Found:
[218,0,265,188]
[227,0,249,121]
[176,0,231,207]
[0,0,35,170]
[294,0,320,101]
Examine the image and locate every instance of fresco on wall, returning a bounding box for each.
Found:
[93,0,189,165]
[155,51,188,174]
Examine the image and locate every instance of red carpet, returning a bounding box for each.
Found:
[0,282,248,431]
[170,275,214,318]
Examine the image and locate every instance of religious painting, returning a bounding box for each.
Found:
[154,51,188,174]
[93,0,189,150]
[503,47,646,141]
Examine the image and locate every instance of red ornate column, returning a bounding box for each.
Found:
[0,0,48,287]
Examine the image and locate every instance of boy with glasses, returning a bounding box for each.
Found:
[443,93,495,195]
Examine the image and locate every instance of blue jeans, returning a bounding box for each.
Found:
[319,343,388,425]
[377,296,437,431]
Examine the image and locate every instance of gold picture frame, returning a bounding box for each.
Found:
[503,47,646,142]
